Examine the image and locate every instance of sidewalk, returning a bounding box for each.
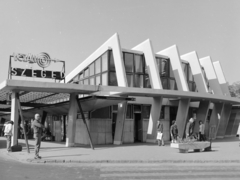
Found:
[0,136,239,164]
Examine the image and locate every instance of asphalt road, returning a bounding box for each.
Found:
[1,154,240,180]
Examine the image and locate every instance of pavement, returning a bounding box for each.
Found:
[0,136,239,164]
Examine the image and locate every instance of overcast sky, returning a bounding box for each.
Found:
[0,0,239,84]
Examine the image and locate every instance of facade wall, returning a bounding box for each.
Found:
[63,34,239,145]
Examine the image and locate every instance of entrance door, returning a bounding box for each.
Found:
[134,113,142,142]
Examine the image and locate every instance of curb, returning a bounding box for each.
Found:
[26,159,240,164]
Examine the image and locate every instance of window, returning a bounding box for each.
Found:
[134,74,144,88]
[84,68,89,78]
[169,63,174,78]
[90,77,95,85]
[189,67,193,81]
[84,79,89,85]
[109,72,118,86]
[79,73,83,80]
[169,79,177,90]
[126,104,133,119]
[102,51,108,72]
[126,74,134,87]
[144,75,151,88]
[95,58,101,74]
[142,105,151,119]
[124,53,134,73]
[161,59,169,77]
[96,75,101,85]
[134,54,143,73]
[89,63,95,76]
[91,106,111,119]
[109,51,115,71]
[102,72,108,85]
[161,78,168,89]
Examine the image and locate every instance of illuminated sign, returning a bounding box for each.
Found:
[9,52,65,81]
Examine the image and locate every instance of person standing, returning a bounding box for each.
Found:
[156,120,164,146]
[170,120,178,143]
[185,114,196,139]
[199,120,205,141]
[4,121,14,152]
[32,114,44,159]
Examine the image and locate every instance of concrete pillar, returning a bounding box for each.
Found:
[175,99,190,139]
[114,101,127,145]
[11,92,19,146]
[163,106,170,141]
[194,101,210,133]
[66,93,78,147]
[231,111,240,137]
[146,97,163,143]
[216,104,232,138]
[209,102,224,139]
[225,111,237,137]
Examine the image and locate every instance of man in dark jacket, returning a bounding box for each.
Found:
[32,114,44,159]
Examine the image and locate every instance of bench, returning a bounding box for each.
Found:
[171,141,211,153]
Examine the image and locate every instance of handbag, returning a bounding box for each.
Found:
[157,132,163,140]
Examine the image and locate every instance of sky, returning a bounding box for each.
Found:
[0,0,239,84]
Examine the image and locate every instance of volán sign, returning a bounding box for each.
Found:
[9,52,65,81]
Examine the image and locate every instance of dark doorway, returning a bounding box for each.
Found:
[112,113,117,140]
[134,113,142,142]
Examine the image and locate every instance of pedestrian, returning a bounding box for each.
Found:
[32,114,45,159]
[170,120,178,143]
[198,120,205,141]
[185,114,196,139]
[156,120,164,146]
[4,121,14,152]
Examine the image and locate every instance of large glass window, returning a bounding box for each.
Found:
[95,58,101,74]
[102,51,108,72]
[124,53,134,73]
[134,54,143,73]
[109,72,118,86]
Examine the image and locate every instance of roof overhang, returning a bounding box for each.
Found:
[98,86,240,105]
[0,79,98,94]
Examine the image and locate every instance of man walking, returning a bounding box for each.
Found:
[32,114,44,159]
